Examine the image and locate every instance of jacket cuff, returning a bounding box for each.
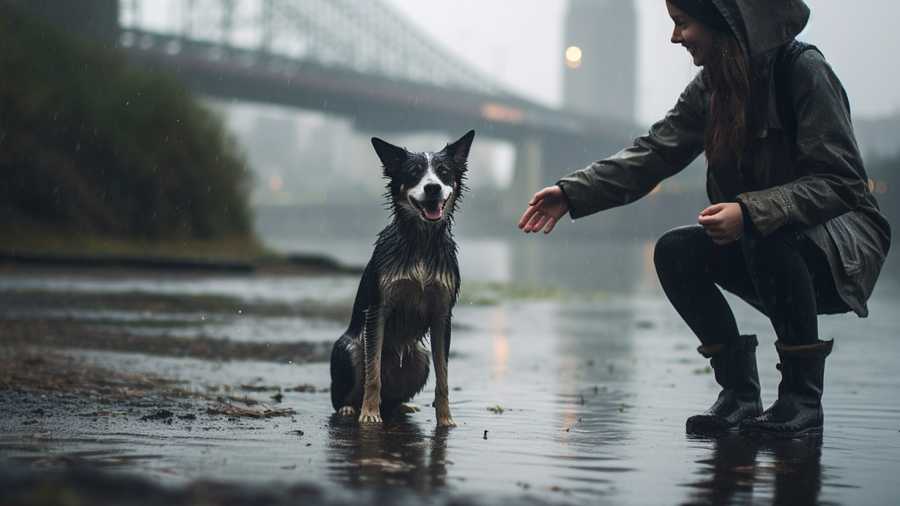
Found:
[737,200,757,237]
[555,178,589,219]
[736,187,792,236]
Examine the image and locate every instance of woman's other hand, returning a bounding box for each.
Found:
[518,185,570,234]
[698,203,744,245]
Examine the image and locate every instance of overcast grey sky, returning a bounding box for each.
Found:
[386,0,900,124]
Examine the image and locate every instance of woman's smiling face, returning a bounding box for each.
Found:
[666,1,717,67]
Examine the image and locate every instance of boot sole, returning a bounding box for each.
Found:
[686,416,736,436]
[740,424,823,440]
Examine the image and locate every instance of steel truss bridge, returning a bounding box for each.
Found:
[116,0,633,214]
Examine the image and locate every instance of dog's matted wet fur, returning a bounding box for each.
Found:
[330,130,475,426]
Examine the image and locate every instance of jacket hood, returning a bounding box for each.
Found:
[711,0,810,57]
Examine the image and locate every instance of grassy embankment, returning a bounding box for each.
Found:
[0,3,266,261]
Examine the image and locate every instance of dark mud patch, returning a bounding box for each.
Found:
[0,347,299,420]
[0,319,332,363]
[0,348,192,401]
[0,289,350,322]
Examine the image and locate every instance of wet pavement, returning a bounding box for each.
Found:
[1,237,900,505]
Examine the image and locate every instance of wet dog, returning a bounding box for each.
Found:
[330,130,475,427]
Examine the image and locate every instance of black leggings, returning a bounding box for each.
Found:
[653,225,842,346]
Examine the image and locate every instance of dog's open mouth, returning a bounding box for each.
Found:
[410,196,446,222]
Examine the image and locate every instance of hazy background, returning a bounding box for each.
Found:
[124,0,899,217]
[386,0,900,124]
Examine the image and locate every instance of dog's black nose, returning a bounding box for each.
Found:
[424,184,442,197]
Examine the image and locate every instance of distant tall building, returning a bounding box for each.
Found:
[562,0,637,123]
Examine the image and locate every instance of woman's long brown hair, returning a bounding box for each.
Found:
[703,33,752,170]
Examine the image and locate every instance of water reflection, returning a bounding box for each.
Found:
[325,415,449,495]
[683,434,823,506]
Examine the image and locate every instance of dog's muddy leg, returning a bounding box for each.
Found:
[430,314,456,427]
[359,306,386,424]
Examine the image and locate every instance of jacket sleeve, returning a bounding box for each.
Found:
[556,73,707,219]
[736,51,869,236]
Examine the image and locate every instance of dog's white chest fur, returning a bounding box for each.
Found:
[379,260,454,297]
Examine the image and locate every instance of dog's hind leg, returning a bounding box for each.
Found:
[429,314,456,427]
[330,334,362,415]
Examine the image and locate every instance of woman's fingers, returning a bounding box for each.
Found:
[699,203,725,216]
[543,216,558,234]
[531,214,551,233]
[518,202,541,229]
[524,210,546,233]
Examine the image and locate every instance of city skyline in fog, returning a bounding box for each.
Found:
[386,0,900,124]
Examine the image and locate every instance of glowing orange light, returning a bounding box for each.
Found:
[481,102,525,123]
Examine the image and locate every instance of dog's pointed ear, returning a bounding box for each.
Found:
[444,130,475,164]
[371,137,408,176]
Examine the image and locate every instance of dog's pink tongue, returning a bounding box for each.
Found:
[424,207,443,220]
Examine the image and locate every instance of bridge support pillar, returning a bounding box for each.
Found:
[503,135,544,221]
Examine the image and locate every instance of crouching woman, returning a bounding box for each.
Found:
[518,0,891,436]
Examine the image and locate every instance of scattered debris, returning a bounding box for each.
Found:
[483,430,488,440]
[270,392,284,403]
[285,384,319,393]
[140,409,174,422]
[206,401,296,419]
[487,405,505,414]
[240,384,280,392]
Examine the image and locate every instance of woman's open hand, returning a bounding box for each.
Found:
[518,185,570,234]
[698,203,744,245]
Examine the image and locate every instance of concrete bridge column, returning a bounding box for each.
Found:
[503,135,544,221]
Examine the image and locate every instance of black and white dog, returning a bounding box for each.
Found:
[330,130,475,426]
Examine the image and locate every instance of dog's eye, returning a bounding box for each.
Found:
[437,167,450,179]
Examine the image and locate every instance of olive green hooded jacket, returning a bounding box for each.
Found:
[557,0,891,317]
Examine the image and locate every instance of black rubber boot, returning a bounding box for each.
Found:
[740,340,834,438]
[686,334,763,435]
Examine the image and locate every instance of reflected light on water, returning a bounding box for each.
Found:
[489,307,509,378]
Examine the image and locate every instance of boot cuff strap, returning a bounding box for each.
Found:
[776,339,834,358]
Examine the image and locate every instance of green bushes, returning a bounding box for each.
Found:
[0,3,252,240]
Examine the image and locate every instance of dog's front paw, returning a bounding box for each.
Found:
[437,414,457,428]
[358,408,383,424]
[337,406,357,417]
